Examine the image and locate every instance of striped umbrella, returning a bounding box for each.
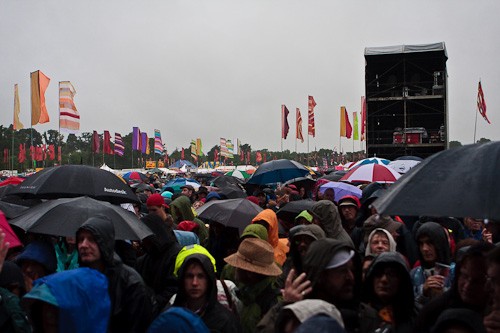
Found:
[340,164,401,184]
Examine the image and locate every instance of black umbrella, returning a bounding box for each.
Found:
[276,199,315,223]
[196,198,262,235]
[9,165,139,204]
[211,176,247,199]
[283,175,316,191]
[246,159,310,185]
[218,186,247,199]
[0,201,29,219]
[373,141,500,220]
[9,196,152,240]
[321,171,347,182]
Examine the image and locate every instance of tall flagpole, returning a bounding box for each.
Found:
[473,79,480,144]
[11,85,15,172]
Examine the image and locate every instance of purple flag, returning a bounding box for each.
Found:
[132,127,141,151]
[141,132,148,154]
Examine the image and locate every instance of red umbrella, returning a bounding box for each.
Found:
[0,177,25,187]
[0,212,22,248]
[340,164,401,184]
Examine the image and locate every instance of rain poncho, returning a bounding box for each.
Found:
[311,200,354,247]
[251,209,289,265]
[170,196,208,247]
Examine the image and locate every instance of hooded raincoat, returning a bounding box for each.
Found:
[251,209,289,265]
[311,201,354,247]
[170,196,209,247]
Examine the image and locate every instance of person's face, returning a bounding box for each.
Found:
[464,217,483,231]
[323,189,335,202]
[184,262,208,302]
[373,265,401,304]
[370,232,390,255]
[198,192,207,200]
[235,267,262,285]
[147,205,167,221]
[418,235,437,264]
[340,205,357,222]
[457,257,488,306]
[181,188,192,197]
[257,194,266,205]
[77,230,102,265]
[294,235,315,258]
[487,262,500,308]
[21,260,47,282]
[299,188,306,197]
[322,259,355,302]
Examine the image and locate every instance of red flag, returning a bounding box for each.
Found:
[214,149,219,162]
[181,148,185,160]
[296,108,304,143]
[103,131,114,155]
[18,144,26,164]
[282,105,290,139]
[58,146,62,162]
[246,151,250,164]
[48,145,55,160]
[92,131,100,153]
[30,145,35,161]
[477,81,491,124]
[361,96,367,141]
[35,146,43,161]
[308,96,316,137]
[3,148,9,164]
[256,151,262,163]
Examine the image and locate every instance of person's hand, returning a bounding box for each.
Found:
[423,275,445,297]
[484,310,500,333]
[483,228,493,243]
[282,269,312,302]
[0,228,10,273]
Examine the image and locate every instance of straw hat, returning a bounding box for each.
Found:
[224,238,282,276]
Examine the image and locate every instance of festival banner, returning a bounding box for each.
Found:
[361,96,367,141]
[132,127,141,151]
[154,130,163,155]
[18,144,26,164]
[13,84,24,130]
[114,133,125,157]
[296,108,304,143]
[103,131,114,155]
[282,105,290,139]
[31,70,51,125]
[340,106,352,139]
[308,96,316,137]
[353,112,359,140]
[59,81,80,133]
[92,131,100,153]
[141,133,149,154]
[477,81,491,124]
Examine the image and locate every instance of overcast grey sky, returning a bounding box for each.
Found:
[1,0,499,154]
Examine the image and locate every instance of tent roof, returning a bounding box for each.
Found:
[364,42,447,58]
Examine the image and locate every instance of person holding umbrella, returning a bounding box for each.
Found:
[76,215,153,333]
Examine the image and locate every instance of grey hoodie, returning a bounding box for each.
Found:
[311,200,354,247]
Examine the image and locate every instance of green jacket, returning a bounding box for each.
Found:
[170,195,209,247]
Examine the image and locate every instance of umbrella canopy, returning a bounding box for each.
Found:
[373,141,500,220]
[348,157,391,170]
[340,164,401,184]
[246,159,310,185]
[9,165,139,204]
[388,159,422,174]
[319,181,362,199]
[10,196,153,240]
[122,171,148,183]
[130,183,156,193]
[225,169,251,180]
[283,175,316,191]
[196,198,262,235]
[321,171,348,182]
[276,199,315,223]
[394,155,424,161]
[0,200,29,219]
[162,178,200,193]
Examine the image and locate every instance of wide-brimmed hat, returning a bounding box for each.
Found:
[224,238,282,276]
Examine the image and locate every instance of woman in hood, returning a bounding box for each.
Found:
[364,228,397,256]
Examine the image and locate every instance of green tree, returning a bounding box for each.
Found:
[449,140,462,148]
[476,138,491,144]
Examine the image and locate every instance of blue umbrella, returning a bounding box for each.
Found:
[246,159,310,185]
[162,178,200,193]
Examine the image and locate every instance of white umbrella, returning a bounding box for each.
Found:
[340,164,401,184]
[349,157,391,170]
[388,160,421,174]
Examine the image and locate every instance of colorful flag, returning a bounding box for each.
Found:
[141,133,149,154]
[226,140,234,158]
[103,131,114,155]
[31,70,51,125]
[220,138,230,158]
[296,108,304,143]
[92,131,100,153]
[181,148,185,160]
[35,146,43,161]
[256,151,262,163]
[353,112,359,140]
[196,138,203,156]
[190,140,198,161]
[154,130,163,155]
[48,144,55,160]
[477,81,490,124]
[132,127,141,151]
[18,144,26,164]
[308,96,316,137]
[340,106,352,139]
[13,84,23,130]
[282,105,290,139]
[59,81,80,133]
[214,148,219,162]
[361,96,367,141]
[114,133,125,157]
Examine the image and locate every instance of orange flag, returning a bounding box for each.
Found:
[31,70,51,125]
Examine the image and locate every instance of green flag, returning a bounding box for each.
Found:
[353,112,359,140]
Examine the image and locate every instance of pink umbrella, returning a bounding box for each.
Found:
[340,164,401,184]
[0,211,22,248]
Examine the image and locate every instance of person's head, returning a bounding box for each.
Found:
[251,209,280,248]
[224,238,282,285]
[146,193,169,221]
[147,307,210,333]
[240,224,269,242]
[76,216,115,271]
[16,240,57,286]
[338,195,361,224]
[181,185,194,198]
[323,188,335,203]
[454,243,494,307]
[463,217,484,232]
[291,224,326,259]
[365,228,397,256]
[416,221,451,267]
[0,261,27,297]
[431,308,487,333]
[196,187,208,200]
[295,210,314,225]
[320,250,356,303]
[256,191,267,207]
[486,245,500,309]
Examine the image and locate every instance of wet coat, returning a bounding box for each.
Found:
[170,195,209,247]
[311,201,354,247]
[251,209,288,265]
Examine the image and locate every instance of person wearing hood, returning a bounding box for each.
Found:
[147,307,210,333]
[359,252,415,333]
[136,214,182,316]
[364,228,397,256]
[431,308,487,333]
[251,209,289,266]
[170,195,209,247]
[410,221,455,310]
[310,200,354,247]
[337,196,363,250]
[415,242,494,333]
[23,267,111,333]
[16,240,57,292]
[171,245,240,333]
[76,215,153,333]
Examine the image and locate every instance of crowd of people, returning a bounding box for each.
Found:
[0,169,499,333]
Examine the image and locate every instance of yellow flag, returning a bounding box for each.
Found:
[13,84,24,130]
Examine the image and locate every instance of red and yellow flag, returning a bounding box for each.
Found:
[296,108,304,143]
[31,70,51,125]
[340,106,352,139]
[308,96,316,137]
